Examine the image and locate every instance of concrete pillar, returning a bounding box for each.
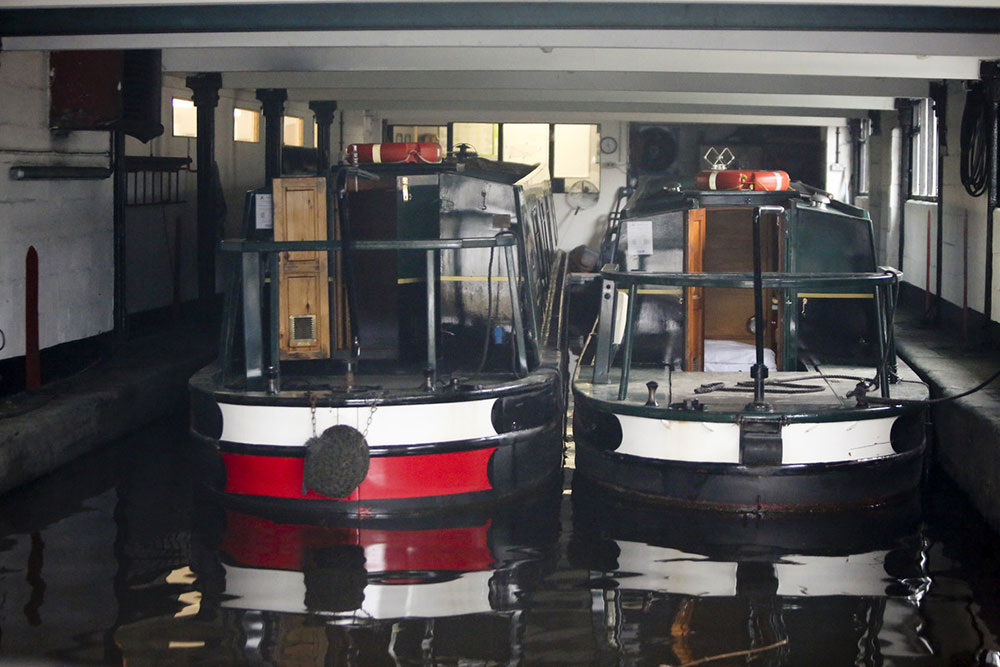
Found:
[256,88,287,184]
[309,100,338,173]
[186,72,222,304]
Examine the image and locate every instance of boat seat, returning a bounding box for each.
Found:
[703,339,776,373]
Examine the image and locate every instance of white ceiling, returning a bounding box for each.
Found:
[3,1,999,128]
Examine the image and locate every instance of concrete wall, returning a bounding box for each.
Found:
[0,51,114,361]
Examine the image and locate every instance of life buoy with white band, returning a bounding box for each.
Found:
[346,142,442,165]
[695,169,790,192]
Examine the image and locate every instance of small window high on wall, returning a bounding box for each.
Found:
[234,107,259,142]
[911,99,938,200]
[283,116,304,147]
[172,98,197,138]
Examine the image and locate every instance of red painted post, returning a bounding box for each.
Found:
[25,246,40,390]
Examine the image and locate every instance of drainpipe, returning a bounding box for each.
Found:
[186,72,222,306]
[895,99,915,273]
[848,118,862,206]
[984,62,1000,337]
[256,88,287,184]
[309,100,338,173]
[930,81,948,325]
[112,130,128,340]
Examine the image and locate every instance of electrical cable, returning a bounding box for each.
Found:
[960,82,989,197]
[866,365,1000,407]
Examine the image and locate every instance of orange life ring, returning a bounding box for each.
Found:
[695,169,790,192]
[346,142,442,165]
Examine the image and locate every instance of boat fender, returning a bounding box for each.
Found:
[302,425,370,498]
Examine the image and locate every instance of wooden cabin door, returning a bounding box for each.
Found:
[685,208,706,371]
[273,177,330,360]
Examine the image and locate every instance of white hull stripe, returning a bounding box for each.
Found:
[219,397,499,447]
[616,415,898,465]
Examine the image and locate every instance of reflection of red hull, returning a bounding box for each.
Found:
[695,169,790,191]
[221,510,494,573]
[347,142,442,164]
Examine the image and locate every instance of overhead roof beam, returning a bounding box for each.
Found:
[4,2,1000,36]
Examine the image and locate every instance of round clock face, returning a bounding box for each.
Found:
[600,135,618,155]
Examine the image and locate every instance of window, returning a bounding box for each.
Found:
[283,116,304,147]
[171,98,197,138]
[233,107,259,143]
[384,121,600,190]
[502,123,550,172]
[392,125,447,146]
[453,122,499,160]
[911,98,938,199]
[553,123,600,191]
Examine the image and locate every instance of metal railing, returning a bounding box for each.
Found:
[593,267,901,403]
[219,233,534,393]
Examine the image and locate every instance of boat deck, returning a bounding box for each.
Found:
[575,360,929,416]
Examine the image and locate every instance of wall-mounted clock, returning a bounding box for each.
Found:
[600,135,618,155]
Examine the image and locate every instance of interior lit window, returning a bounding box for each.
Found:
[172,98,197,138]
[283,115,305,147]
[911,99,938,199]
[554,123,600,191]
[390,125,447,146]
[502,123,550,171]
[452,122,499,160]
[233,107,259,143]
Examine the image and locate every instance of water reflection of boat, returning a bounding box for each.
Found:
[572,180,929,511]
[193,487,560,663]
[190,156,567,517]
[569,480,933,665]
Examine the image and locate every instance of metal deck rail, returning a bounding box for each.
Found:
[219,233,534,393]
[593,267,901,403]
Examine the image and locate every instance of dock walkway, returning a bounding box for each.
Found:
[0,322,216,496]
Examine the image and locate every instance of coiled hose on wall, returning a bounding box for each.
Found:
[960,82,991,197]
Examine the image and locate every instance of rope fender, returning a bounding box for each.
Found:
[303,425,371,498]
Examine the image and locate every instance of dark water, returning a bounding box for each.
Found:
[1,414,999,666]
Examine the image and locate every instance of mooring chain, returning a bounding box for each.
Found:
[307,391,318,437]
[362,391,385,438]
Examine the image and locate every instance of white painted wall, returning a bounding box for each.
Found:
[0,51,114,360]
[881,82,994,319]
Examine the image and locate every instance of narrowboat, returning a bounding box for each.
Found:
[571,171,929,511]
[190,149,567,518]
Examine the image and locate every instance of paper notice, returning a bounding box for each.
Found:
[255,193,273,230]
[626,219,653,256]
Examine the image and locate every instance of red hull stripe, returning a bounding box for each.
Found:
[222,447,496,500]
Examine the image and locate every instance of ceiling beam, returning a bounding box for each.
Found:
[221,70,932,98]
[4,2,1000,37]
[164,46,981,79]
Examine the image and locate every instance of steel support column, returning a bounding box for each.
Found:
[309,100,338,173]
[930,81,948,325]
[895,98,915,273]
[983,62,1000,335]
[186,72,222,304]
[256,88,287,185]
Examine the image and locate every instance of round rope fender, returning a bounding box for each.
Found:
[302,425,370,498]
[695,169,790,191]
[346,142,442,165]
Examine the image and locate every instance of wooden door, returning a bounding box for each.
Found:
[685,208,706,371]
[273,177,330,360]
